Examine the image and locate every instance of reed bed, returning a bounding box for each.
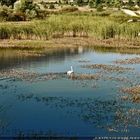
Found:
[81,64,134,73]
[0,15,139,41]
[121,85,140,102]
[114,57,140,64]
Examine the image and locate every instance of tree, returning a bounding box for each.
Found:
[95,0,101,7]
[76,0,83,6]
[14,0,40,19]
[89,0,95,7]
[14,0,35,12]
[136,0,140,6]
[113,0,122,8]
[128,0,133,6]
[0,0,17,7]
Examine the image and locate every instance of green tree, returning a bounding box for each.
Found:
[89,0,95,7]
[14,0,40,19]
[0,0,17,7]
[136,0,140,6]
[113,0,122,8]
[95,0,101,7]
[14,0,36,12]
[128,0,133,5]
[76,0,83,6]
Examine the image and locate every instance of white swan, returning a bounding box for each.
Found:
[67,66,74,75]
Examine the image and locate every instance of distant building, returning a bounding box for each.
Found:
[41,0,59,3]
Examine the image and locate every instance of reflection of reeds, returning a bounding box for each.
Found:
[0,69,61,82]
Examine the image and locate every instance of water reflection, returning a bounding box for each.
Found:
[0,47,87,70]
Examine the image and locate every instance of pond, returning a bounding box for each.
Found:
[0,47,140,138]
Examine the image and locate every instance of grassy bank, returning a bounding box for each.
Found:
[0,14,140,41]
[0,13,140,56]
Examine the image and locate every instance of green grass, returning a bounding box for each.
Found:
[0,14,140,41]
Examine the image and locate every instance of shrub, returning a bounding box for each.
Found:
[109,11,129,22]
[61,6,78,12]
[49,4,55,9]
[0,5,12,20]
[7,12,26,21]
[96,4,103,12]
[88,0,95,8]
[25,9,37,19]
[95,10,112,16]
[0,26,10,39]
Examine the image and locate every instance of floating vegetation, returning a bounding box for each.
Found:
[0,69,38,82]
[106,76,131,84]
[78,59,90,63]
[14,131,63,139]
[114,57,140,64]
[121,85,140,102]
[81,64,133,73]
[114,108,140,129]
[69,73,101,80]
[15,93,140,132]
[121,85,140,94]
[0,69,63,82]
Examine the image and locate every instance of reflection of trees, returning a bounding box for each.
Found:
[0,47,86,70]
[16,93,140,133]
[89,47,140,55]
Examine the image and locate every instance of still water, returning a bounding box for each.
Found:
[0,47,140,138]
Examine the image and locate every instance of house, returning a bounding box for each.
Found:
[40,0,59,3]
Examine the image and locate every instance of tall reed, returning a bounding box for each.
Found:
[0,15,139,41]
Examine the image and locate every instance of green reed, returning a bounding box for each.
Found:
[0,14,139,41]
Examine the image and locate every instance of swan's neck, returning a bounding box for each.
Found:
[71,66,73,72]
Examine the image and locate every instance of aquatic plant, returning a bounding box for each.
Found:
[114,57,140,64]
[81,64,134,73]
[121,85,140,102]
[70,73,100,80]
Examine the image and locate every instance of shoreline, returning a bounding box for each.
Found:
[0,37,140,54]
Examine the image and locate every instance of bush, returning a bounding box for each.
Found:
[0,26,10,39]
[109,11,129,22]
[25,9,37,19]
[0,5,12,21]
[61,6,78,12]
[95,10,112,16]
[96,4,103,12]
[89,0,95,8]
[7,12,26,21]
[49,4,55,9]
